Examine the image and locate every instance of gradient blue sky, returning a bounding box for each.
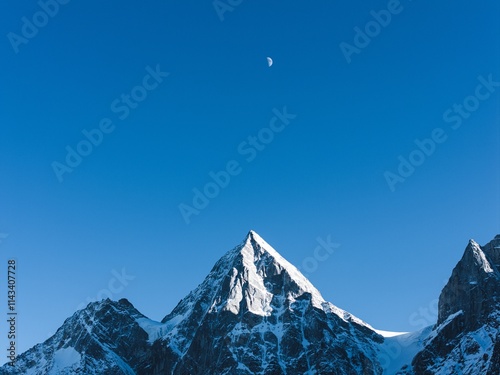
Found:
[1,0,499,360]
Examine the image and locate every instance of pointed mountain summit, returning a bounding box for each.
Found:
[3,231,500,374]
[162,230,325,324]
[154,230,382,374]
[438,237,500,330]
[403,235,500,375]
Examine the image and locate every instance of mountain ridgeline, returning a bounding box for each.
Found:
[2,231,500,374]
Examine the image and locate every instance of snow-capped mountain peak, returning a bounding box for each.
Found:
[4,232,500,375]
[237,230,326,309]
[162,230,326,322]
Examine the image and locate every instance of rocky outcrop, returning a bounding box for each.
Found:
[438,236,500,331]
[0,298,151,375]
[404,235,500,375]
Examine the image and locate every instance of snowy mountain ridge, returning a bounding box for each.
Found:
[1,231,499,374]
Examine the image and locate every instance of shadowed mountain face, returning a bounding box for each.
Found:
[399,235,500,375]
[1,231,499,375]
[438,236,500,330]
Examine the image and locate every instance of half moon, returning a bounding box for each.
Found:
[267,57,273,67]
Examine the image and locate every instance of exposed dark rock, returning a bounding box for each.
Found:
[1,232,499,375]
[407,235,500,374]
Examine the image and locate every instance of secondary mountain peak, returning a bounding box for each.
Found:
[407,235,500,374]
[437,238,500,329]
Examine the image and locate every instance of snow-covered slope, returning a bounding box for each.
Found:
[1,231,499,375]
[376,326,433,375]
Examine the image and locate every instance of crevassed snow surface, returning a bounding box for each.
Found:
[136,318,169,343]
[377,326,433,375]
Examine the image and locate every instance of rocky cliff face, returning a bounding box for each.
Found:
[1,231,499,375]
[438,236,500,330]
[401,235,500,375]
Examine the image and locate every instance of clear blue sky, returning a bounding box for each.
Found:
[1,0,499,360]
